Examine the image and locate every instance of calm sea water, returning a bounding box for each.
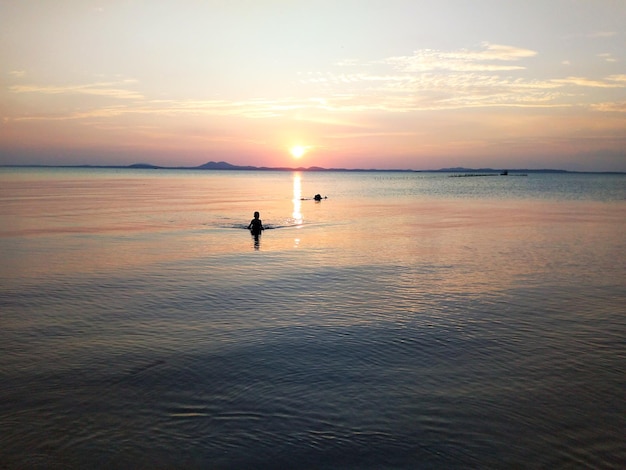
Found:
[1,168,625,469]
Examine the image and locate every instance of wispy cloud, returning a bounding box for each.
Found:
[294,43,626,114]
[9,80,143,100]
[553,76,626,88]
[298,44,569,112]
[383,42,537,73]
[588,31,617,38]
[607,74,626,83]
[7,44,626,124]
[10,97,320,122]
[598,53,618,63]
[590,101,626,112]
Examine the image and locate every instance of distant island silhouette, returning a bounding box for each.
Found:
[3,161,624,174]
[128,161,571,173]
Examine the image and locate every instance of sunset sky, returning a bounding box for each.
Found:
[1,0,625,171]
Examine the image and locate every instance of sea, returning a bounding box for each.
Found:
[1,167,625,469]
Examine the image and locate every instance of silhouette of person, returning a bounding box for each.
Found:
[248,211,264,236]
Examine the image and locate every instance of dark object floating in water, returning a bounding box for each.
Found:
[449,171,527,177]
[314,194,323,201]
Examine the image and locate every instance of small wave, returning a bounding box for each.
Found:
[266,224,301,230]
[225,223,296,230]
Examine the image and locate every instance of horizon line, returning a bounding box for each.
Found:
[1,161,625,174]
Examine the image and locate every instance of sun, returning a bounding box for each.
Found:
[289,145,307,159]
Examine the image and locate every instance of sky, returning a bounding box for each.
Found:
[1,0,625,171]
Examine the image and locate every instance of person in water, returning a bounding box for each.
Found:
[248,211,264,236]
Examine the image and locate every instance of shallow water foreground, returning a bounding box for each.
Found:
[1,168,625,468]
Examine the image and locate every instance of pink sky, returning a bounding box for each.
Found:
[1,1,625,171]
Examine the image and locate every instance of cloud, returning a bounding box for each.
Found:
[290,43,565,112]
[451,42,538,61]
[553,76,626,88]
[383,42,537,73]
[590,101,626,112]
[300,39,626,113]
[11,96,323,122]
[588,31,617,38]
[598,53,618,63]
[9,80,143,100]
[298,44,569,112]
[9,70,26,78]
[7,44,625,125]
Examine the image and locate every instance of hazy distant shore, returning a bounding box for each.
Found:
[2,161,623,174]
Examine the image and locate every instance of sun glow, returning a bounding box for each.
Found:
[289,145,307,159]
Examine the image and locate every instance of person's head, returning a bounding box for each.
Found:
[254,211,260,219]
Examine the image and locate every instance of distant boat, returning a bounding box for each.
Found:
[500,170,508,176]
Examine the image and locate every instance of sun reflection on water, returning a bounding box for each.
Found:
[292,172,303,226]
